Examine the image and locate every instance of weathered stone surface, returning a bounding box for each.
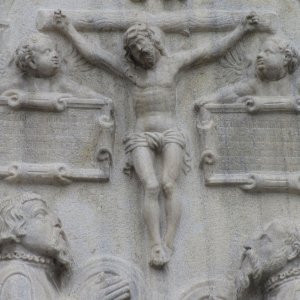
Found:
[1,0,300,299]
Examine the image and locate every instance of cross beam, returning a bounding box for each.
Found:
[37,9,277,34]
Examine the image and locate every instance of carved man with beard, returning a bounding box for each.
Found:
[53,9,263,268]
[0,193,130,300]
[235,219,300,300]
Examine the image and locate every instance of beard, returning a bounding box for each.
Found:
[235,247,288,299]
[141,49,156,68]
[235,249,263,299]
[50,230,73,272]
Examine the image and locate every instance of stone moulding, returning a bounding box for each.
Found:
[197,98,300,194]
[0,163,109,185]
[0,92,114,178]
[177,279,234,300]
[37,9,277,34]
[0,91,109,112]
[206,172,300,194]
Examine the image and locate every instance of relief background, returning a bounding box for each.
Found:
[1,0,300,299]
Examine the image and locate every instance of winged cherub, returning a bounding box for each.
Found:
[0,33,111,103]
[194,35,300,108]
[53,10,262,268]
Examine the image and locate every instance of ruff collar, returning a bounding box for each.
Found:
[265,268,300,292]
[0,251,55,267]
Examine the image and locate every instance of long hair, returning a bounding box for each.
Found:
[123,23,166,65]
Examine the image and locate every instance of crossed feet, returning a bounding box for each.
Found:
[149,244,174,268]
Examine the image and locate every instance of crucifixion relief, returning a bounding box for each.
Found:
[43,8,272,268]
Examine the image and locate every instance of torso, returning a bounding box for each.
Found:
[0,261,60,300]
[254,75,296,97]
[129,56,178,133]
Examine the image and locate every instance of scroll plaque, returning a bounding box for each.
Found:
[198,97,300,194]
[0,95,114,184]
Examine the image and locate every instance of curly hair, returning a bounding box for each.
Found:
[0,193,47,246]
[123,23,166,64]
[15,33,55,74]
[267,36,300,74]
[266,219,300,255]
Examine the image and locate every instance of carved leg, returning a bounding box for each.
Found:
[132,147,167,267]
[162,143,183,260]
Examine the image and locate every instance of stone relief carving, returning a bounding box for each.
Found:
[0,107,113,184]
[194,35,300,194]
[0,32,114,182]
[0,192,132,300]
[0,33,112,111]
[0,163,108,185]
[194,35,300,108]
[177,279,234,300]
[49,8,267,268]
[37,9,276,34]
[69,256,148,300]
[235,219,300,300]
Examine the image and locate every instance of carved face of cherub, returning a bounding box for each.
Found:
[235,221,300,298]
[29,38,60,77]
[16,34,61,78]
[256,38,299,81]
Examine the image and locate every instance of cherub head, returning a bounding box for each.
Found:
[256,36,299,81]
[235,219,300,299]
[0,192,72,271]
[123,23,166,69]
[15,33,61,78]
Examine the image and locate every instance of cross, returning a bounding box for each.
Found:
[37,9,277,35]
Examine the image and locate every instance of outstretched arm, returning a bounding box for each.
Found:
[59,76,112,102]
[53,10,127,79]
[174,13,260,70]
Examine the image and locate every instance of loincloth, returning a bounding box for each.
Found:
[123,129,191,176]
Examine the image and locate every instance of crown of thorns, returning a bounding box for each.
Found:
[123,23,156,46]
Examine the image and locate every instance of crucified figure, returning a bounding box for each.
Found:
[53,10,262,268]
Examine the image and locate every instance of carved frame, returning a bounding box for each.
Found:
[198,97,300,194]
[0,93,114,184]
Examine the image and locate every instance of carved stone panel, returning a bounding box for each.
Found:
[198,100,300,194]
[3,0,300,299]
[0,101,114,184]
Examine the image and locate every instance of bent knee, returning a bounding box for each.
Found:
[145,181,160,195]
[162,180,175,195]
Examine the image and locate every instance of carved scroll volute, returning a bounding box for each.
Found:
[1,90,67,112]
[197,105,218,181]
[244,96,300,113]
[240,172,300,195]
[95,105,115,173]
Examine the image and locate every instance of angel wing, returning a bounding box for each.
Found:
[0,50,13,80]
[217,42,252,86]
[62,45,94,75]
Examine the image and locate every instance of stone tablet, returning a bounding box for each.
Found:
[0,100,113,184]
[198,100,300,194]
